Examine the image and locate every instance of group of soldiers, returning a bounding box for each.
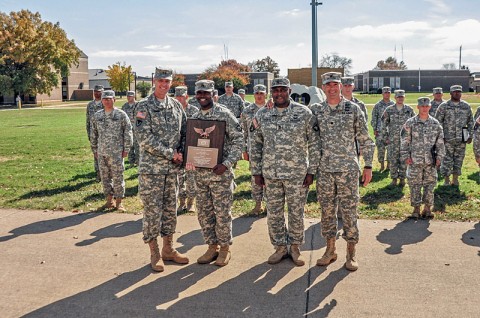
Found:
[85,67,480,273]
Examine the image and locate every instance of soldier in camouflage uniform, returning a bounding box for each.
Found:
[341,77,368,121]
[435,85,474,186]
[430,87,445,117]
[174,86,198,212]
[185,79,243,267]
[86,85,105,181]
[473,109,480,169]
[238,89,252,108]
[90,90,132,212]
[371,87,394,171]
[311,72,375,272]
[381,89,416,186]
[218,81,245,118]
[250,78,320,266]
[400,97,445,219]
[134,68,189,272]
[121,91,139,167]
[241,84,267,215]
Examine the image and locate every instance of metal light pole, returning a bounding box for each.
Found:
[311,1,322,87]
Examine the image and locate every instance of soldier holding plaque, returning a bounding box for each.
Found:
[185,79,243,267]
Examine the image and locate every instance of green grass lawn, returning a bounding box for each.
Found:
[0,103,479,221]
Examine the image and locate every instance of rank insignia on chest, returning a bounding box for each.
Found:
[136,111,146,119]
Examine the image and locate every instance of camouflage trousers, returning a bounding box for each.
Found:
[376,137,387,164]
[387,140,407,179]
[194,168,234,246]
[317,170,359,243]
[98,154,125,198]
[264,177,306,246]
[441,139,466,176]
[250,176,264,202]
[139,173,178,243]
[178,169,197,199]
[406,164,437,207]
[92,152,99,178]
[127,137,139,165]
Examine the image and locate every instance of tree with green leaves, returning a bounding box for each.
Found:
[320,52,353,75]
[105,62,132,96]
[0,10,80,97]
[248,56,280,77]
[374,57,407,70]
[136,81,152,98]
[198,59,250,89]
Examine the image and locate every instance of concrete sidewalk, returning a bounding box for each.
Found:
[0,208,479,317]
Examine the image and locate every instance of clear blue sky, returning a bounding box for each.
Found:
[1,0,479,76]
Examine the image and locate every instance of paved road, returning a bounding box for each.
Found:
[1,209,479,317]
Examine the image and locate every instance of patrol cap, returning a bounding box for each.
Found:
[321,72,342,85]
[382,86,391,93]
[154,67,173,80]
[417,97,431,106]
[126,91,135,97]
[271,77,290,88]
[225,81,233,87]
[213,89,218,96]
[94,85,104,92]
[254,84,267,93]
[450,85,462,92]
[394,89,405,97]
[175,86,188,97]
[341,77,355,85]
[238,89,246,94]
[101,90,115,99]
[195,80,215,93]
[433,87,443,94]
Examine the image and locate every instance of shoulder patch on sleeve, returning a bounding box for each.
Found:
[236,123,243,132]
[136,111,146,119]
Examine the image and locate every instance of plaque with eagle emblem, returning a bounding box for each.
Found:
[184,119,226,168]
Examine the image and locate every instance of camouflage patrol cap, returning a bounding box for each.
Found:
[225,81,233,87]
[341,77,355,85]
[417,97,431,106]
[154,67,173,80]
[450,85,462,92]
[195,80,215,93]
[254,84,267,93]
[394,89,405,97]
[175,86,188,96]
[271,77,290,88]
[433,87,443,94]
[94,85,104,92]
[101,90,115,99]
[238,89,246,95]
[382,86,391,93]
[213,89,219,96]
[126,91,135,97]
[321,72,342,85]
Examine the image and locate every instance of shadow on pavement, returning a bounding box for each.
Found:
[75,219,142,247]
[376,219,432,254]
[461,222,480,256]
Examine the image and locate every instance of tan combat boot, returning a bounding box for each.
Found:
[161,235,189,264]
[186,197,195,212]
[215,245,231,266]
[422,205,433,219]
[251,201,262,215]
[409,206,420,219]
[197,244,219,264]
[268,245,288,264]
[98,195,114,211]
[399,178,406,187]
[115,198,126,212]
[178,197,186,212]
[452,174,459,186]
[148,238,164,272]
[345,242,359,271]
[390,178,397,186]
[290,244,305,266]
[444,175,451,185]
[380,162,385,172]
[317,238,337,266]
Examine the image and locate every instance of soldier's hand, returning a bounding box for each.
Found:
[243,152,249,161]
[172,150,183,164]
[254,175,265,186]
[212,164,227,175]
[122,151,128,158]
[362,168,372,187]
[303,174,314,188]
[266,98,274,109]
[436,159,441,167]
[405,158,413,165]
[467,137,472,144]
[94,152,98,159]
[185,162,196,171]
[374,130,379,137]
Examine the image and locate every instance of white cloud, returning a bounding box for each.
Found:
[423,0,450,15]
[340,21,431,40]
[296,43,305,48]
[276,8,306,18]
[197,45,220,51]
[144,45,171,50]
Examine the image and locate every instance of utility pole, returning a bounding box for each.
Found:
[311,1,322,87]
[459,45,462,69]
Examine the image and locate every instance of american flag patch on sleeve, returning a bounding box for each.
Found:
[136,111,146,119]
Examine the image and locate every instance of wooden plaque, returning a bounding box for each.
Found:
[184,119,226,168]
